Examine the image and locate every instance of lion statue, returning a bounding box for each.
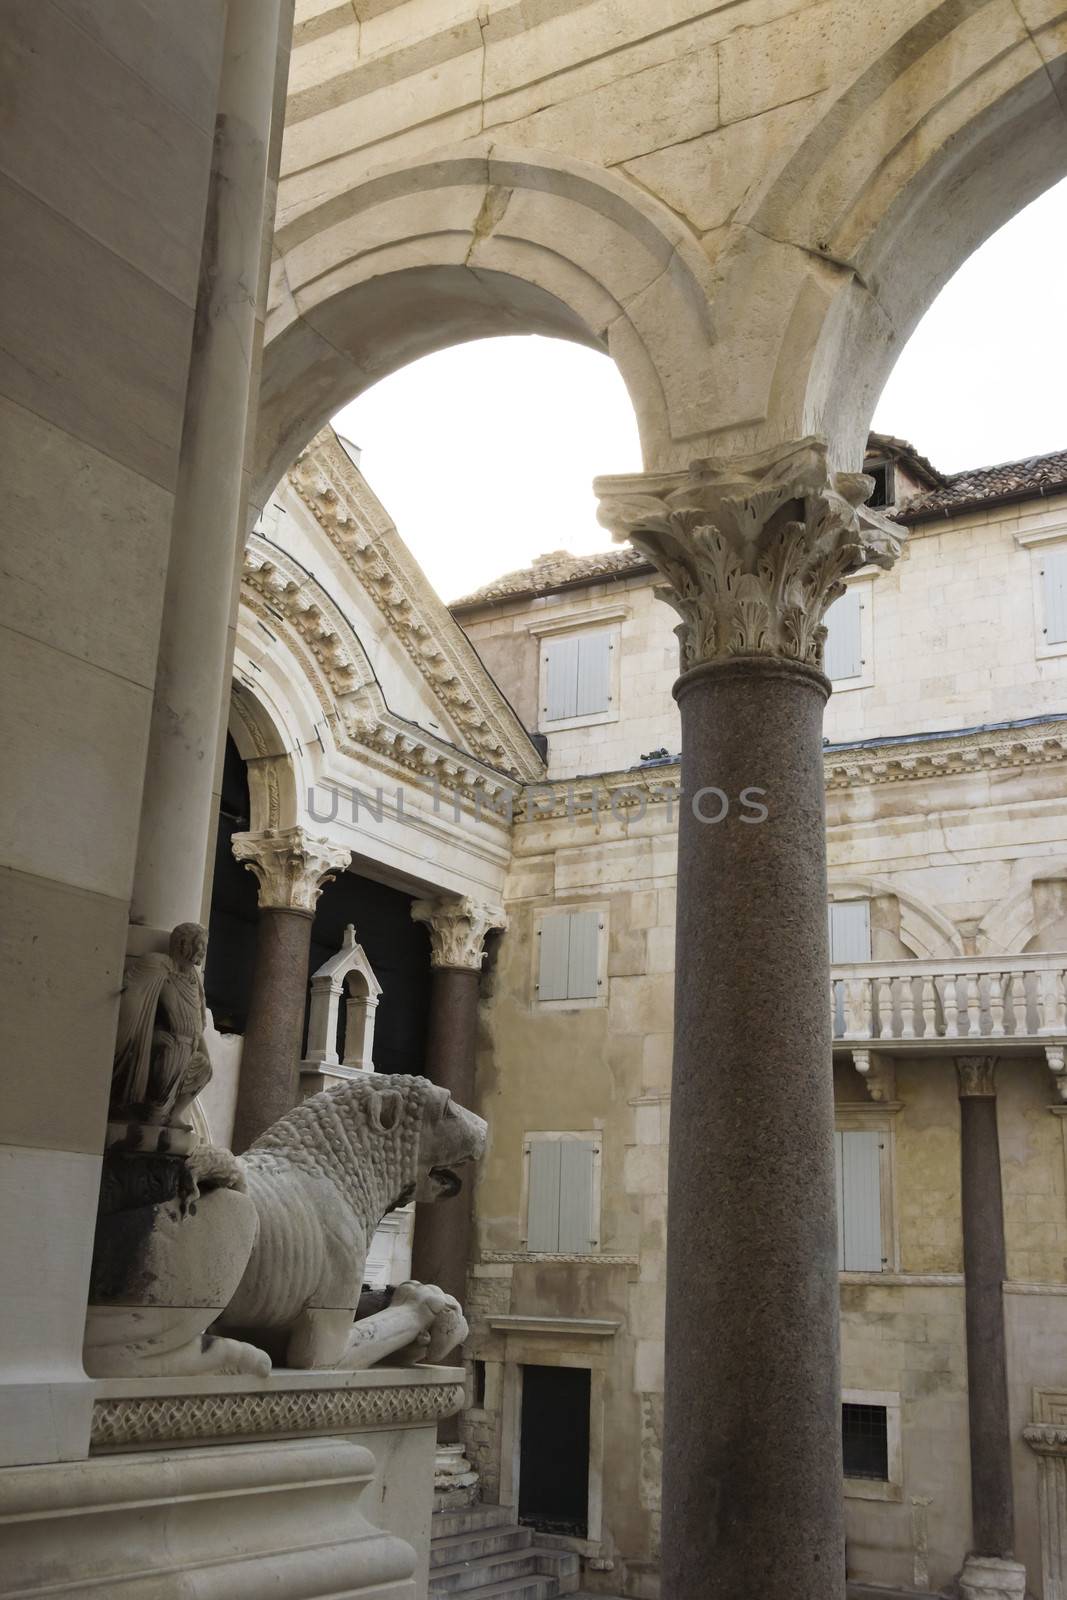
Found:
[214,1072,487,1370]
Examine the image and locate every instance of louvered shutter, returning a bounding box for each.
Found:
[834,1131,846,1271]
[824,587,863,680]
[829,900,872,963]
[544,635,580,721]
[576,632,611,716]
[526,1140,562,1251]
[538,914,571,1002]
[840,1130,883,1271]
[1043,548,1067,645]
[557,1140,597,1252]
[566,910,600,999]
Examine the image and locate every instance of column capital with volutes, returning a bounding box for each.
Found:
[595,435,905,677]
[411,895,508,971]
[232,826,350,914]
[957,1055,999,1098]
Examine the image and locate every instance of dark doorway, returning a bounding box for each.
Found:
[518,1365,590,1538]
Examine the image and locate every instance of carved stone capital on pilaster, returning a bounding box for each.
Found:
[232,827,350,913]
[595,436,904,675]
[411,896,508,970]
[957,1055,998,1098]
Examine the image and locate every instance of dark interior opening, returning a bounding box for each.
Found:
[518,1365,590,1538]
[842,1402,889,1481]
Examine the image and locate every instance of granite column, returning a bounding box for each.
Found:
[230,827,350,1152]
[598,440,905,1600]
[956,1056,1025,1600]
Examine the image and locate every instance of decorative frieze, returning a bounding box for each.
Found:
[411,896,508,970]
[596,437,903,674]
[232,826,350,913]
[90,1380,466,1451]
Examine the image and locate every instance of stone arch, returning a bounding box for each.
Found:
[828,873,965,958]
[706,4,1067,463]
[228,668,304,835]
[256,140,720,504]
[977,858,1067,955]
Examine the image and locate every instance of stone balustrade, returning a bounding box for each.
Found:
[831,954,1067,1053]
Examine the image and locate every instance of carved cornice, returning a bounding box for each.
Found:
[232,826,350,912]
[596,437,903,674]
[285,432,544,781]
[481,1251,639,1266]
[411,896,508,970]
[957,1055,998,1097]
[239,547,521,830]
[90,1381,465,1451]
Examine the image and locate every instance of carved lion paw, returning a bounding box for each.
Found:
[186,1144,247,1194]
[392,1282,468,1364]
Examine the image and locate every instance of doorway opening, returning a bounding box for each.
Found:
[518,1365,590,1538]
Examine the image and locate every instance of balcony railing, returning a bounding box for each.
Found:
[830,953,1067,1052]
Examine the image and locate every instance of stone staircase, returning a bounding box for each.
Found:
[430,1504,581,1600]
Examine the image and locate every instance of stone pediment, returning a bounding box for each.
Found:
[279,429,544,783]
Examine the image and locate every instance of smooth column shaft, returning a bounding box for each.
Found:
[960,1092,1015,1557]
[231,907,314,1152]
[663,657,844,1600]
[411,966,482,1300]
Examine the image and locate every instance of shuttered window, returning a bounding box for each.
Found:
[829,899,872,963]
[525,1137,599,1253]
[835,1130,884,1272]
[824,587,863,680]
[537,910,602,1001]
[542,631,612,721]
[1042,548,1067,646]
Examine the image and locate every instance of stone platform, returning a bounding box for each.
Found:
[1,1366,464,1599]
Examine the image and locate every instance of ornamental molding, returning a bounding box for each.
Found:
[411,896,508,969]
[481,1251,639,1266]
[956,1054,998,1097]
[232,826,350,911]
[239,546,521,830]
[284,431,544,782]
[90,1381,465,1451]
[596,437,904,674]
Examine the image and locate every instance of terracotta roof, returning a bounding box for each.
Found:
[450,446,1067,608]
[894,447,1067,523]
[866,431,945,489]
[450,545,653,609]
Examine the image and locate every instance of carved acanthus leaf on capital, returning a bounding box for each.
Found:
[957,1055,998,1098]
[596,437,904,674]
[233,826,351,912]
[412,896,508,970]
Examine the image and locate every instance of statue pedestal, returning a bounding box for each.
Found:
[1,1366,464,1600]
[433,1440,480,1509]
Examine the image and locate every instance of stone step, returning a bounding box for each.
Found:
[430,1548,580,1596]
[431,1526,534,1568]
[432,1504,518,1539]
[429,1573,570,1600]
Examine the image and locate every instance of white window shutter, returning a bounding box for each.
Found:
[557,1140,597,1252]
[840,1130,883,1271]
[566,910,600,999]
[824,587,862,680]
[829,900,872,963]
[1043,549,1067,645]
[575,632,611,716]
[538,914,571,1002]
[527,1140,562,1251]
[544,635,580,720]
[834,1131,846,1271]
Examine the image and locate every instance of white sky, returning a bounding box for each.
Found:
[334,176,1067,605]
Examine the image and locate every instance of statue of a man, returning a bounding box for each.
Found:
[112,922,212,1126]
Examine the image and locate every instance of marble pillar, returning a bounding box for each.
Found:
[598,439,904,1600]
[230,828,350,1152]
[410,898,507,1299]
[956,1057,1024,1599]
[129,0,294,946]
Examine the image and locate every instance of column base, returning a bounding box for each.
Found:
[434,1441,480,1509]
[958,1555,1027,1600]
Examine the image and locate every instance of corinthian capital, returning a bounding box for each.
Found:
[412,896,508,970]
[595,436,904,675]
[957,1055,998,1098]
[232,827,350,913]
